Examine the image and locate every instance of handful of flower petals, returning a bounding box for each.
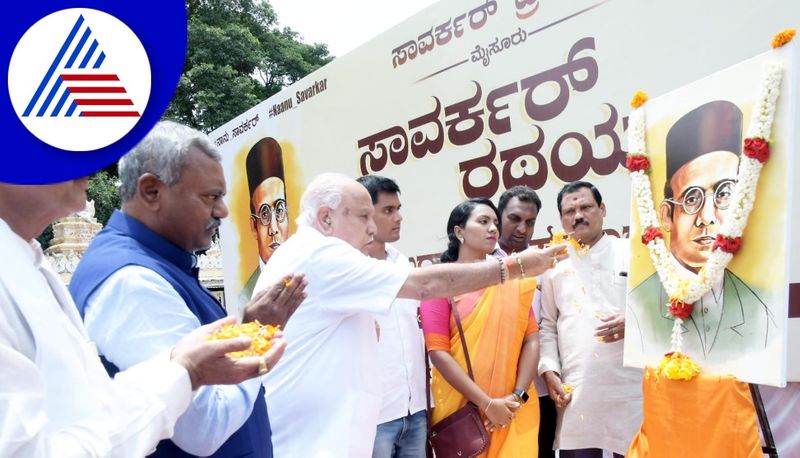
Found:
[548,231,588,257]
[207,321,280,359]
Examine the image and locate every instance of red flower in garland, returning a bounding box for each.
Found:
[641,226,663,245]
[626,155,650,173]
[668,299,693,319]
[713,234,742,254]
[743,137,770,163]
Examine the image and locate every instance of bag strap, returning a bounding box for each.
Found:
[448,297,475,381]
[423,297,476,437]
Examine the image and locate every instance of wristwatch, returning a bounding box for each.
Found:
[512,388,529,404]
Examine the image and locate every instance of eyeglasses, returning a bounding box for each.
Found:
[664,179,736,215]
[251,199,288,226]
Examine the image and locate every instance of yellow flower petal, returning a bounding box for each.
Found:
[630,91,649,108]
[772,29,796,48]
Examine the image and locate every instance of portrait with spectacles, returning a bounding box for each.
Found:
[246,138,289,265]
[663,179,736,216]
[628,97,780,381]
[239,137,291,308]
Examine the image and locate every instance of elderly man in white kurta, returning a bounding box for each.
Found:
[254,173,568,457]
[538,182,642,457]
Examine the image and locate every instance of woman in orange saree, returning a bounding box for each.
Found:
[420,198,540,457]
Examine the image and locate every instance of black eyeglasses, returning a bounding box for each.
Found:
[664,179,736,215]
[251,199,288,226]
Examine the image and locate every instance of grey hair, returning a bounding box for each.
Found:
[296,173,351,227]
[118,120,220,201]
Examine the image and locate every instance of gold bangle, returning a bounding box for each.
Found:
[484,399,494,413]
[515,256,526,278]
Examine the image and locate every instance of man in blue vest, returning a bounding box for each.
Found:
[70,121,306,457]
[0,177,282,456]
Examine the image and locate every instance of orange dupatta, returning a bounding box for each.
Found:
[430,278,539,458]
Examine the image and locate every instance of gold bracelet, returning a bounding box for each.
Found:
[515,255,526,278]
[484,399,494,413]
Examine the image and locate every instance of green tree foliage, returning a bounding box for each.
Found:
[166,0,333,132]
[87,170,122,227]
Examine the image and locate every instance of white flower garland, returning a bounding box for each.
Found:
[627,61,783,352]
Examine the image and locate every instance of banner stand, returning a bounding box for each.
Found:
[749,384,778,457]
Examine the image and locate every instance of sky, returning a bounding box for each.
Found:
[268,0,440,57]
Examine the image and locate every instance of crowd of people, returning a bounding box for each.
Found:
[1,120,797,457]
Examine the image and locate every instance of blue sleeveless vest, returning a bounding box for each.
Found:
[70,211,271,458]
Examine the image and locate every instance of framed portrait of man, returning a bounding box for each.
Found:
[623,45,798,386]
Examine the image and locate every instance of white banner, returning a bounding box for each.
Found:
[210,0,800,380]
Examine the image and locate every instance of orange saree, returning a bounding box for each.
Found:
[423,278,539,457]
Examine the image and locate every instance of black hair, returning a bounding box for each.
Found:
[498,185,542,217]
[246,137,284,212]
[356,175,401,204]
[556,181,602,215]
[663,100,742,201]
[440,198,499,264]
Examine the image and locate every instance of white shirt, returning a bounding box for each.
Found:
[538,235,642,454]
[375,244,427,424]
[254,226,411,457]
[0,218,191,457]
[84,265,263,456]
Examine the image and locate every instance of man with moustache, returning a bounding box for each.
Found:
[69,121,305,457]
[0,175,284,456]
[253,173,567,457]
[356,175,428,458]
[538,181,642,458]
[495,186,557,458]
[496,185,541,256]
[628,100,774,360]
[239,137,291,313]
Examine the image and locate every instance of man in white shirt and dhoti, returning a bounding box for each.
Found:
[538,181,643,458]
[254,173,568,457]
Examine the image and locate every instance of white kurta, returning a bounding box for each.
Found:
[0,218,192,457]
[254,226,411,457]
[374,244,427,424]
[538,235,642,454]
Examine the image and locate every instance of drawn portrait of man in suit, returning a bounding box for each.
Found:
[628,100,776,362]
[239,137,289,307]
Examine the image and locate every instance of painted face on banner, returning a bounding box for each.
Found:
[661,150,739,272]
[250,177,289,263]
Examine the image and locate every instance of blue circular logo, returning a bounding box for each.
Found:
[2,0,186,184]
